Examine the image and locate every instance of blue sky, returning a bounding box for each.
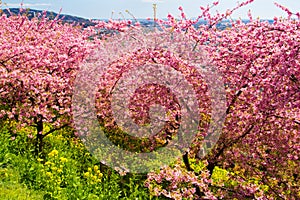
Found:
[2,0,300,19]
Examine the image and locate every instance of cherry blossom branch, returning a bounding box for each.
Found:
[226,83,248,115]
[206,124,255,175]
[42,123,69,138]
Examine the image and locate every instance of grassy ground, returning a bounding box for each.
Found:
[0,182,44,200]
[0,121,160,200]
[0,168,44,200]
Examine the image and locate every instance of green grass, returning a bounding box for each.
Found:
[0,122,161,200]
[0,181,44,200]
[0,168,44,200]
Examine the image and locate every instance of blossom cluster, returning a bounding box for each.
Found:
[1,0,299,199]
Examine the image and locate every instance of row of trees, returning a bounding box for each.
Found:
[0,10,97,153]
[0,1,299,199]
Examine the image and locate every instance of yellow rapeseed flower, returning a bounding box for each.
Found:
[96,179,102,183]
[60,157,68,163]
[92,175,97,180]
[51,167,57,171]
[48,149,59,157]
[45,161,52,166]
[46,172,52,177]
[96,170,101,175]
[97,171,103,179]
[84,172,90,178]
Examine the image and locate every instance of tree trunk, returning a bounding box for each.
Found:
[35,118,44,156]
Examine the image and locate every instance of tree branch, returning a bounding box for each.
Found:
[226,83,247,114]
[42,123,69,138]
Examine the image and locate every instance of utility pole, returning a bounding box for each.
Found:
[153,3,157,28]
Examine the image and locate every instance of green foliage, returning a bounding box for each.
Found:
[211,166,229,186]
[0,168,44,200]
[0,121,161,200]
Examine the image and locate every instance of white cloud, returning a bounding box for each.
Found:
[5,3,51,7]
[142,0,164,3]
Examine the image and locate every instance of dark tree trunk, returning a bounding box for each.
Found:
[35,118,44,156]
[182,152,205,198]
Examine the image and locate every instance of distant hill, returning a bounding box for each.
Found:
[1,8,96,27]
[1,8,274,30]
[0,8,161,28]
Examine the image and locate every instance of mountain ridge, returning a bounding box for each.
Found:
[1,8,274,29]
[1,8,96,27]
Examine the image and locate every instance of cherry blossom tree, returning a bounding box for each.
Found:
[0,1,299,199]
[143,1,299,199]
[75,0,299,197]
[86,1,299,199]
[0,10,95,154]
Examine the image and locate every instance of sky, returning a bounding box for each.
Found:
[2,0,300,20]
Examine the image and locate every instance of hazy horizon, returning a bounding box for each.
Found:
[2,0,300,20]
